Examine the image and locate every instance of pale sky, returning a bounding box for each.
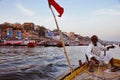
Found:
[0,0,120,41]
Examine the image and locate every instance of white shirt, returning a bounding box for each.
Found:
[87,42,107,61]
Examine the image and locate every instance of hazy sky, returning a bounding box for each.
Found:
[0,0,120,41]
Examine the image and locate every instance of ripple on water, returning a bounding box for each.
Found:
[0,46,119,80]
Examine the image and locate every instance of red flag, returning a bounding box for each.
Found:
[48,0,64,17]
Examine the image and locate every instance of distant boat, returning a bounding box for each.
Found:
[78,43,89,46]
[3,40,22,46]
[56,41,63,47]
[27,40,36,48]
[44,40,63,47]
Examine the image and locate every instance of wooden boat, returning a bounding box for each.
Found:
[44,40,63,47]
[57,58,120,80]
[3,40,22,46]
[27,40,36,48]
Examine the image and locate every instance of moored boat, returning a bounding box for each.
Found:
[57,58,120,80]
[3,40,22,46]
[27,40,36,48]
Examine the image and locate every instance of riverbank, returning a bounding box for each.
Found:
[0,39,89,47]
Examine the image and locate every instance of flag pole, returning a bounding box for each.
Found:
[49,6,73,73]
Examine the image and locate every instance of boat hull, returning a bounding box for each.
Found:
[57,58,120,80]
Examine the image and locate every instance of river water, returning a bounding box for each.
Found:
[0,46,120,80]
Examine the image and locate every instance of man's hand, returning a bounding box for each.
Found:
[107,45,115,50]
[91,57,99,65]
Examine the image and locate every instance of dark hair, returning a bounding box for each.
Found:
[91,35,98,41]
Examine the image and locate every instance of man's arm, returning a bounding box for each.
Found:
[91,56,99,65]
[86,44,93,60]
[107,45,115,50]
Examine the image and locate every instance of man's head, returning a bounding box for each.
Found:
[91,35,98,46]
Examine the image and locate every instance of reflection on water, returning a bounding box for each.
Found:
[0,46,119,80]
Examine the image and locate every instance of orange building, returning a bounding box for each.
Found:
[23,23,34,32]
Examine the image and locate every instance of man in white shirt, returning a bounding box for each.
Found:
[87,35,116,72]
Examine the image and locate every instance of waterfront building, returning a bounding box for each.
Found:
[23,22,34,32]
